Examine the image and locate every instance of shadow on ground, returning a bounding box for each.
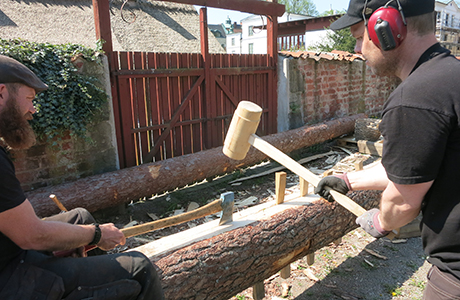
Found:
[292,233,429,300]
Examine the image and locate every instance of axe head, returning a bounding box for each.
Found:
[219,192,234,225]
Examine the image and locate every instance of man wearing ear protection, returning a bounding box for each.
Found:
[314,0,460,298]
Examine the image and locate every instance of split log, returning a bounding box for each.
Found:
[27,114,365,217]
[146,190,381,300]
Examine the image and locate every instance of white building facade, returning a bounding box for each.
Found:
[226,13,312,54]
[436,0,460,56]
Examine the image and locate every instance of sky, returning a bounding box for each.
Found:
[195,0,350,25]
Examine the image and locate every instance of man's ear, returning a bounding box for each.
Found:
[0,84,9,107]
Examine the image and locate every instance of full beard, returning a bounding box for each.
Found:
[367,51,400,78]
[0,96,36,150]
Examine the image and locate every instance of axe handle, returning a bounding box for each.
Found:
[121,198,223,238]
[249,134,367,217]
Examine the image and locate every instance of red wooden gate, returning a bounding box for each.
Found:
[111,51,277,168]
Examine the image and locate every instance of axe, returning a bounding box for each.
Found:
[51,192,234,256]
[223,101,367,217]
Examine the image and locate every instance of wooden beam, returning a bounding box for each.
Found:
[155,0,285,17]
[92,0,113,54]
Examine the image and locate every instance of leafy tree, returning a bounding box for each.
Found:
[278,0,318,16]
[309,27,356,53]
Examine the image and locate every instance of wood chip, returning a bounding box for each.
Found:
[147,213,159,221]
[363,258,374,267]
[363,248,388,260]
[391,238,408,244]
[281,282,291,297]
[303,268,319,282]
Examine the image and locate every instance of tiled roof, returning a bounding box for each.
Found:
[279,50,364,62]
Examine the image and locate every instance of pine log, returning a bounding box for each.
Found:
[148,190,381,300]
[27,114,365,217]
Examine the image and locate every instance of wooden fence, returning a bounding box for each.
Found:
[111,51,277,168]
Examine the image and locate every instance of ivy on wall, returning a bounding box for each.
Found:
[0,39,108,144]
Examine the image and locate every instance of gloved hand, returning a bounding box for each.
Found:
[356,208,391,238]
[314,173,352,202]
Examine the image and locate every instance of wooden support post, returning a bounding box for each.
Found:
[276,172,291,279]
[253,281,265,300]
[300,178,309,197]
[307,253,315,266]
[92,0,113,54]
[333,238,342,246]
[276,172,287,205]
[354,160,364,171]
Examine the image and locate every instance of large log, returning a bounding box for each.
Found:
[141,190,381,300]
[27,114,365,217]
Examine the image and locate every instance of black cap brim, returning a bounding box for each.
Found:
[330,14,364,31]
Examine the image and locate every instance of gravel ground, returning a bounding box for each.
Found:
[229,228,429,300]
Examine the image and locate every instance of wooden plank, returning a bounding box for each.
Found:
[134,52,149,164]
[357,140,383,157]
[118,52,137,167]
[131,193,321,259]
[154,0,285,17]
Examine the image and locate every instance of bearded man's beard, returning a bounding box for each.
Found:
[0,96,36,150]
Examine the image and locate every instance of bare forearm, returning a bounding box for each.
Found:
[378,181,431,231]
[25,221,95,251]
[347,161,389,191]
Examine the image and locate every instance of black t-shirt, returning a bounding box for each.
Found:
[0,146,26,271]
[380,43,460,278]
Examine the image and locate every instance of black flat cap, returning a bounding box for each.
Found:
[331,0,435,30]
[0,55,48,92]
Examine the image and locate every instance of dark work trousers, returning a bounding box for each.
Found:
[423,265,460,300]
[2,208,165,300]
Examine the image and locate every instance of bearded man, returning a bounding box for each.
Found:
[315,0,460,299]
[0,55,164,300]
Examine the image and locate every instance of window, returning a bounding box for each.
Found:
[248,43,254,54]
[248,26,254,36]
[445,14,450,26]
[231,38,235,46]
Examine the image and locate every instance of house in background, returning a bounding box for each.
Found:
[436,0,460,56]
[226,13,340,54]
[227,13,312,54]
[0,0,225,53]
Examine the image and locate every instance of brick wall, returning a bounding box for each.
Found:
[278,54,401,130]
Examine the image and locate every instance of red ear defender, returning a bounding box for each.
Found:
[368,6,407,51]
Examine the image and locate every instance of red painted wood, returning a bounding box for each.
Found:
[113,51,276,167]
[152,0,285,17]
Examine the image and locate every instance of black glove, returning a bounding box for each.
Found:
[356,208,391,238]
[314,173,351,202]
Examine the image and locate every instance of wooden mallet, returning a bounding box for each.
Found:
[223,101,367,217]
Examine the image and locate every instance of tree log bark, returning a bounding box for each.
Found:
[27,114,365,217]
[151,190,381,300]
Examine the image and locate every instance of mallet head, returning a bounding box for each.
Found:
[223,101,263,160]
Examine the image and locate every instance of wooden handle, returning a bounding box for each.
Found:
[50,194,68,212]
[121,198,223,238]
[249,134,366,217]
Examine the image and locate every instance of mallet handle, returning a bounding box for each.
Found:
[248,134,367,217]
[121,198,224,238]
